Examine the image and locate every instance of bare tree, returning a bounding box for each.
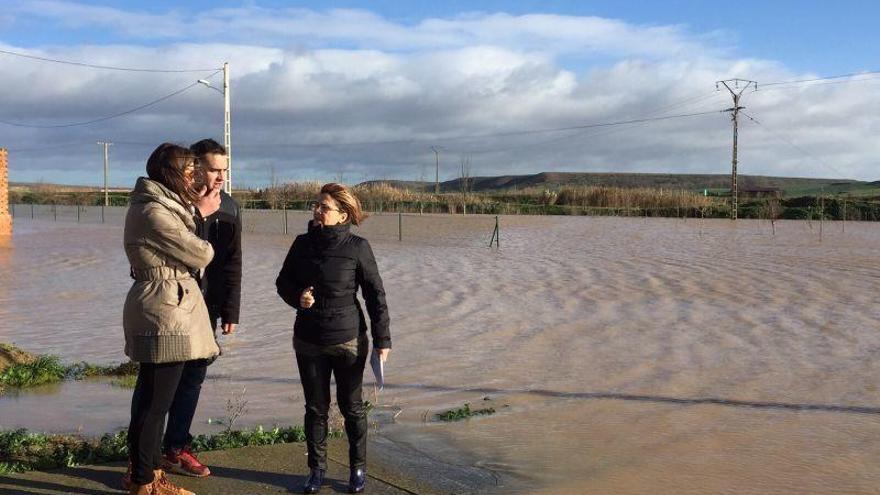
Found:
[265,165,281,209]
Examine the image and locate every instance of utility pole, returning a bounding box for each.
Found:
[97,141,113,206]
[223,62,232,195]
[198,62,232,195]
[430,146,441,194]
[716,79,757,220]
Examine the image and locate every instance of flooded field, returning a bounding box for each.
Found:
[3,208,880,494]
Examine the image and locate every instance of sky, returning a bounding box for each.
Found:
[1,0,879,187]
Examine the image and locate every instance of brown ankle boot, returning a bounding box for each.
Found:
[152,469,196,495]
[129,482,153,495]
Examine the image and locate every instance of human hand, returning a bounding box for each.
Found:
[377,348,391,362]
[221,322,236,335]
[196,185,221,218]
[300,287,315,309]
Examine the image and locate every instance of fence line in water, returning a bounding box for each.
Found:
[9,204,505,246]
[11,203,864,246]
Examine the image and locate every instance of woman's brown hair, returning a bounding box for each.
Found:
[321,183,366,226]
[146,143,198,204]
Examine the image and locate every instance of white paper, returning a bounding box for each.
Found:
[370,348,385,390]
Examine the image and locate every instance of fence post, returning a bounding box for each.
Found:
[489,215,500,248]
[53,204,57,221]
[102,204,105,223]
[284,209,289,235]
[31,204,34,219]
[398,212,402,241]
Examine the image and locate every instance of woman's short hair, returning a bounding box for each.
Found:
[146,143,198,204]
[321,183,366,226]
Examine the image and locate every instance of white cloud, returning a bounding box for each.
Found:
[0,2,877,186]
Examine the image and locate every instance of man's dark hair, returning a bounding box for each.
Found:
[146,143,198,203]
[190,138,227,157]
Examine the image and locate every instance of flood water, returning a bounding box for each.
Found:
[3,209,880,494]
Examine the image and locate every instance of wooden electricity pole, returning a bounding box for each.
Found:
[717,79,757,220]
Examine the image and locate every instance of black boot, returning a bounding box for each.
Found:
[348,467,366,493]
[303,468,325,494]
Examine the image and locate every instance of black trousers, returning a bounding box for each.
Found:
[295,340,368,470]
[128,361,185,485]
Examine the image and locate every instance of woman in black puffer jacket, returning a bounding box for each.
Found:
[276,183,391,494]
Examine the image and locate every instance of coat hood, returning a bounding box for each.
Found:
[130,177,195,230]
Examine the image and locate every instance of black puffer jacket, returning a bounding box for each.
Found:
[276,222,391,348]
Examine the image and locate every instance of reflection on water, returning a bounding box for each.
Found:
[3,216,880,493]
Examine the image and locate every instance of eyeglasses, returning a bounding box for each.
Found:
[309,201,340,213]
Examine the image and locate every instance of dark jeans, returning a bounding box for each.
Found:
[162,313,218,453]
[128,362,185,485]
[295,340,368,470]
[162,359,209,452]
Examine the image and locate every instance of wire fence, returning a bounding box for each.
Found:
[9,204,506,247]
[10,200,875,248]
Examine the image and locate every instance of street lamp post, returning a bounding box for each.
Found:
[198,62,232,195]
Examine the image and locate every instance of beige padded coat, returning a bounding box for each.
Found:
[122,177,220,363]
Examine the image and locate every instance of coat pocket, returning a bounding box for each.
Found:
[161,280,198,313]
[178,280,199,313]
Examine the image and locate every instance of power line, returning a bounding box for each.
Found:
[0,48,221,73]
[0,70,221,129]
[458,92,727,156]
[740,111,847,178]
[5,141,91,153]
[4,107,725,155]
[231,109,726,151]
[762,70,880,87]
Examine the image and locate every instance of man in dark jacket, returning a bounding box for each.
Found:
[161,138,242,477]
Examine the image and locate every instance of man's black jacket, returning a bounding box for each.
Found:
[196,190,242,325]
[276,221,391,348]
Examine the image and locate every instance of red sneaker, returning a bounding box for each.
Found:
[161,446,211,477]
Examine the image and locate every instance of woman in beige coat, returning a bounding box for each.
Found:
[123,143,219,495]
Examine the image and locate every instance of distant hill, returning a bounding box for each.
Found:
[12,173,876,198]
[9,182,129,193]
[360,172,870,195]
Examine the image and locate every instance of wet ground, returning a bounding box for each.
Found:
[3,211,880,493]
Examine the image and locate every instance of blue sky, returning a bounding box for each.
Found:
[8,0,875,75]
[1,1,879,186]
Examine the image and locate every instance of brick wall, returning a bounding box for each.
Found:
[0,148,11,236]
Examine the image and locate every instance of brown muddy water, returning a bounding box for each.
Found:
[3,210,880,494]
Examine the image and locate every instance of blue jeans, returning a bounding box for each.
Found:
[161,358,209,452]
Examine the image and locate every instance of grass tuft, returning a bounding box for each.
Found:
[0,355,67,388]
[0,343,139,392]
[436,403,496,422]
[0,424,327,474]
